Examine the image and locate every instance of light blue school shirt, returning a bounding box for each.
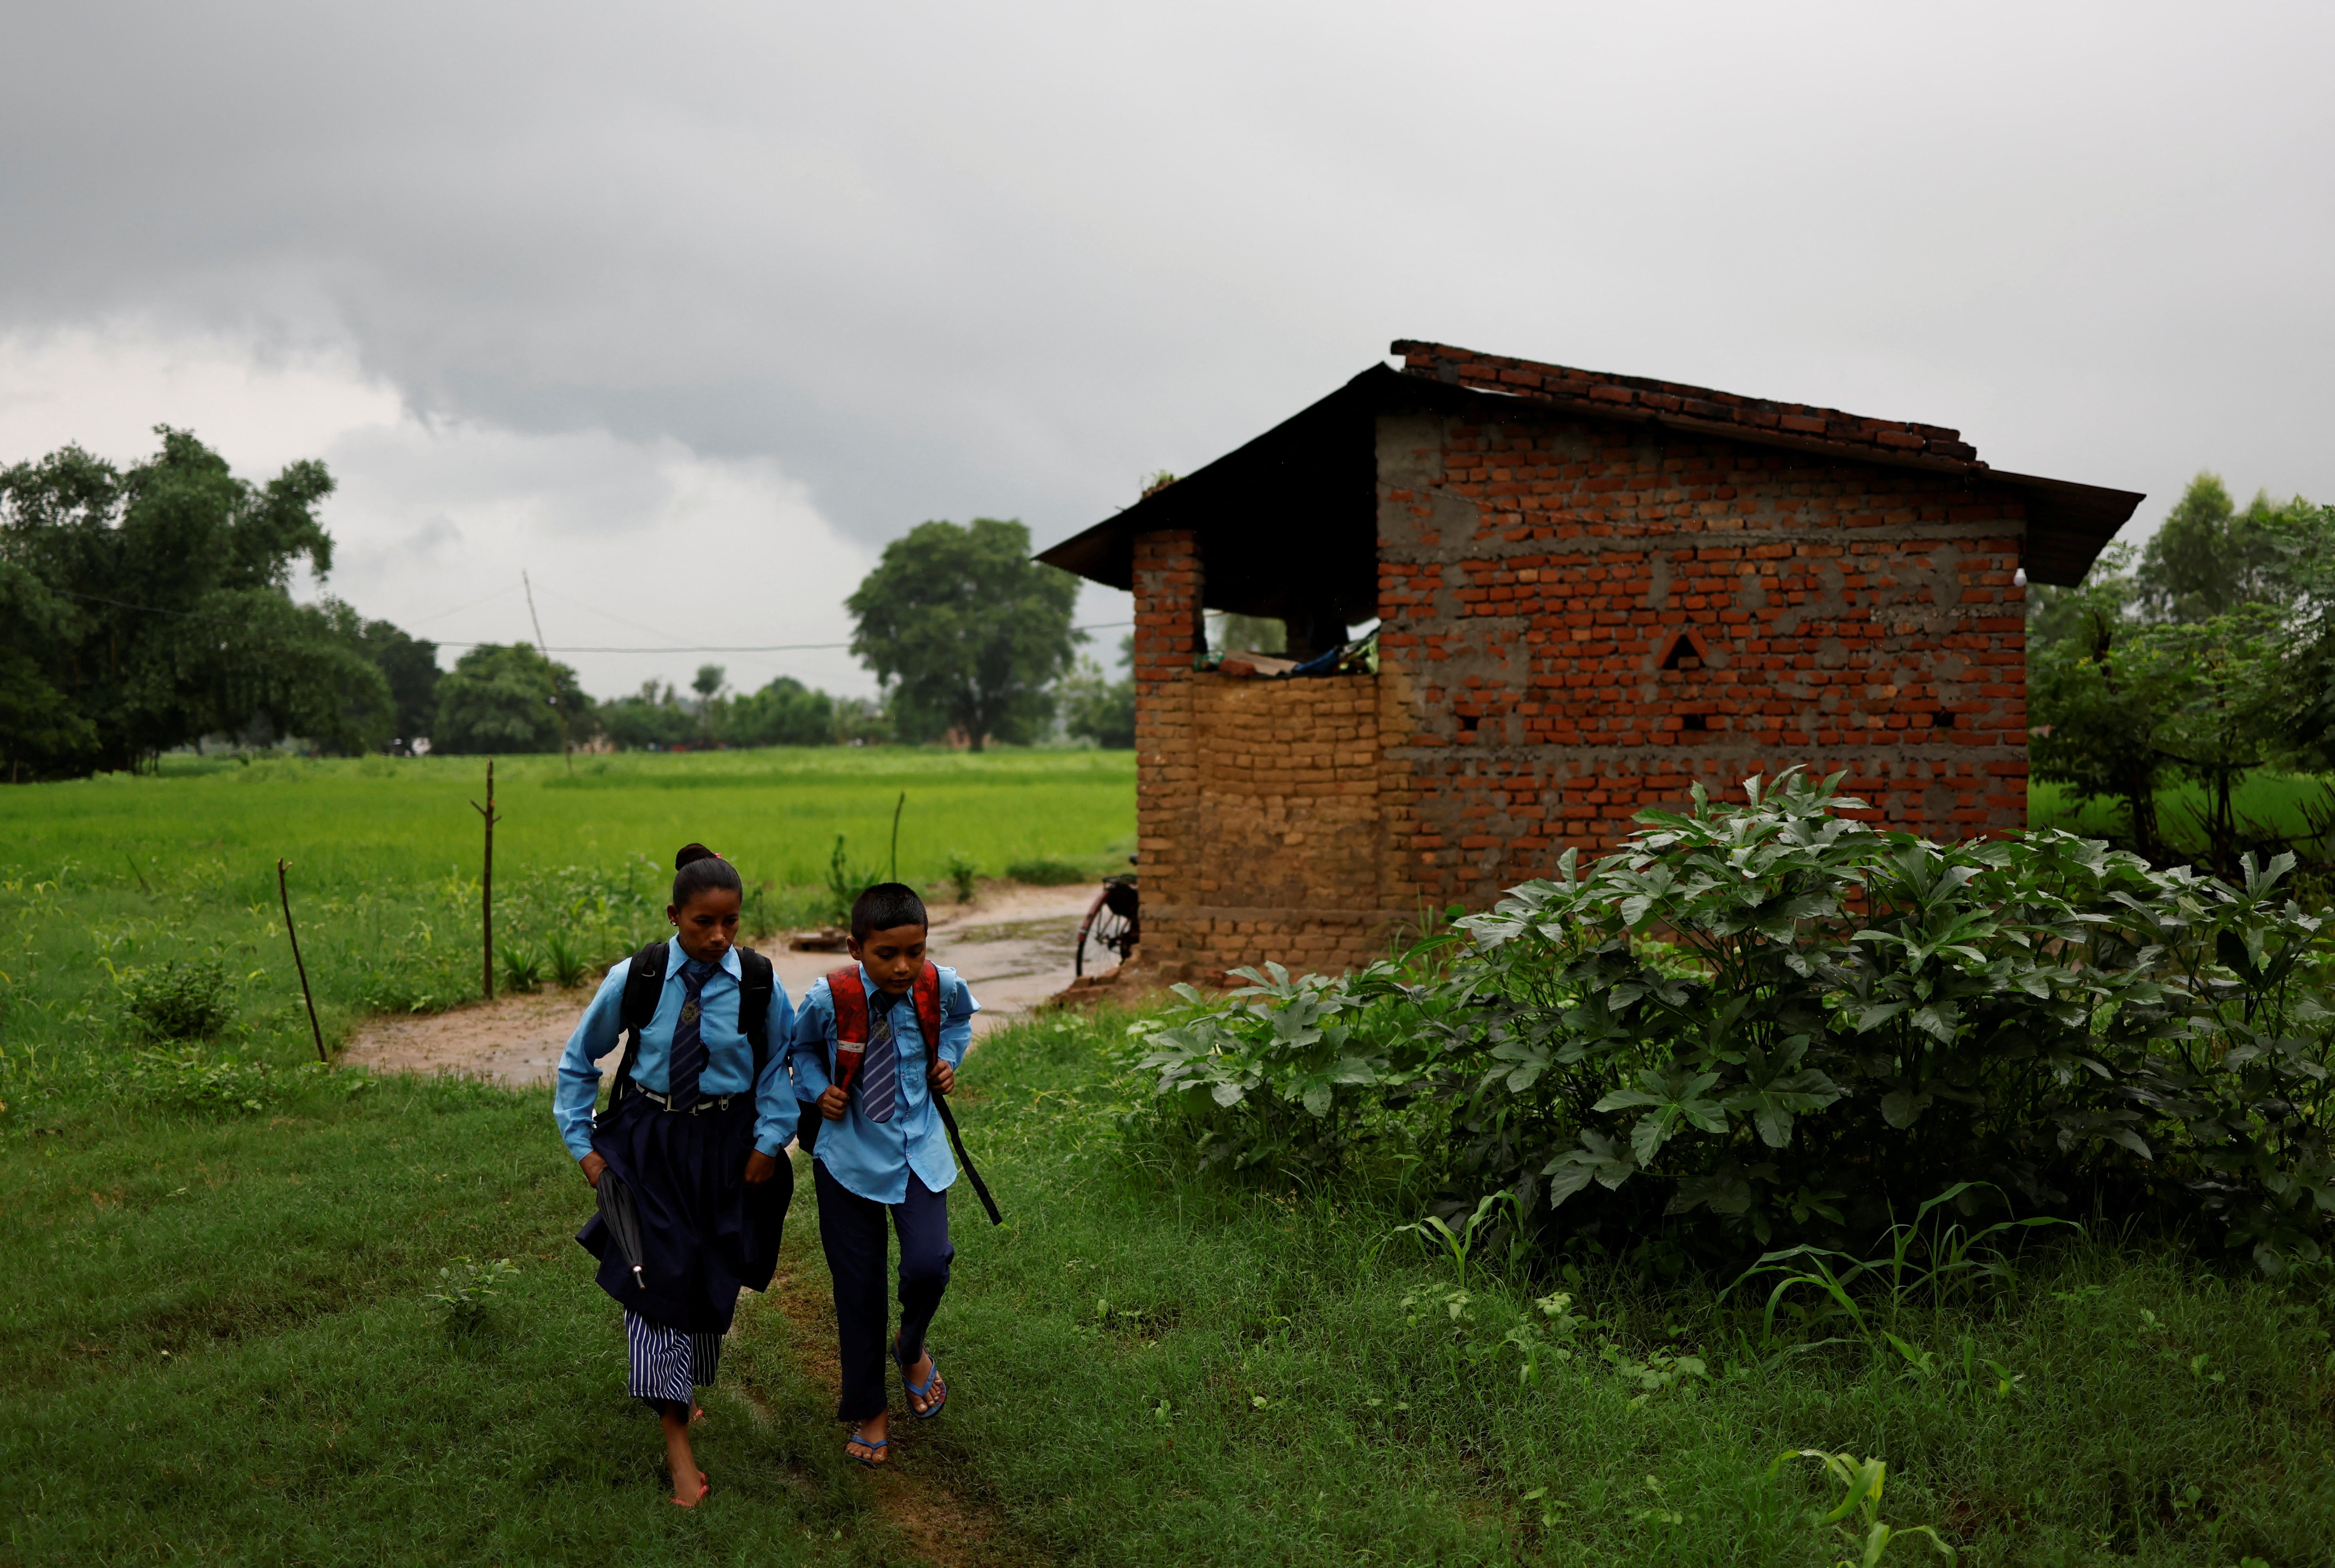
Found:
[790,964,978,1205]
[553,938,799,1161]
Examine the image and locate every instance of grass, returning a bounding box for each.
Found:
[0,746,1134,1097]
[8,1013,2333,1564]
[5,757,2332,1562]
[2030,771,2335,858]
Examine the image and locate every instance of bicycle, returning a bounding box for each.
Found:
[1074,870,1140,977]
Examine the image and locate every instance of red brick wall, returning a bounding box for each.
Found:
[1130,529,1405,980]
[1126,404,2032,977]
[1375,409,2028,906]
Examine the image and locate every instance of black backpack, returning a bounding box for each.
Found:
[603,944,776,1110]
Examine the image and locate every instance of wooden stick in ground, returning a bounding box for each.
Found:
[471,759,499,1001]
[890,790,905,884]
[277,858,328,1064]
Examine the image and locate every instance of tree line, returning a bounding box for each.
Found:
[2029,472,2335,869]
[0,430,1135,780]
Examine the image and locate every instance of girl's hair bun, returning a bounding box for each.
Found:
[671,842,742,906]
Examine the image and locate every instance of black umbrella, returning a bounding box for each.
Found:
[595,1169,649,1291]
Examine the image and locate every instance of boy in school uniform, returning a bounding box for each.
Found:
[789,881,978,1467]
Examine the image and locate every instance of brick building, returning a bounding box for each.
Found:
[1038,341,2141,981]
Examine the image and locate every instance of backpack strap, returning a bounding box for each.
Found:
[911,962,943,1054]
[827,964,867,1084]
[611,942,668,1104]
[735,946,774,1090]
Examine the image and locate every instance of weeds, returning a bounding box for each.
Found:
[121,958,235,1041]
[497,942,545,994]
[543,931,590,989]
[114,1045,277,1113]
[945,851,980,904]
[1003,856,1087,886]
[424,1255,519,1332]
[1767,1450,1955,1565]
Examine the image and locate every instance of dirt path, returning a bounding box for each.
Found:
[745,1218,1017,1566]
[341,882,1099,1085]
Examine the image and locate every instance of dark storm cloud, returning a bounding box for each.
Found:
[4,1,2333,551]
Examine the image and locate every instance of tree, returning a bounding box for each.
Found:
[433,643,589,754]
[353,617,441,750]
[601,680,697,750]
[846,517,1082,750]
[2134,472,2320,622]
[2262,501,2335,775]
[0,428,398,774]
[1060,634,1136,748]
[2031,536,2317,870]
[722,676,836,747]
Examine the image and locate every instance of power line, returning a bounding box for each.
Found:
[435,623,1132,652]
[34,586,1132,652]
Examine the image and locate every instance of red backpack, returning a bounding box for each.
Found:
[821,962,1002,1225]
[825,962,943,1093]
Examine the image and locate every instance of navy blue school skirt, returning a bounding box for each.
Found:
[576,1091,791,1335]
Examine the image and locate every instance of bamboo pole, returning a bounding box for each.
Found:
[472,760,499,1000]
[277,858,327,1063]
[890,790,906,884]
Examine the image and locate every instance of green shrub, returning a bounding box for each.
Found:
[543,932,589,989]
[1004,856,1087,886]
[120,958,235,1041]
[824,834,884,922]
[497,942,544,994]
[945,851,980,904]
[1132,964,1399,1174]
[1128,768,2335,1273]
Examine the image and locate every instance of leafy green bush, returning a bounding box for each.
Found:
[1005,857,1088,886]
[120,958,235,1041]
[1132,965,1399,1174]
[1128,769,2335,1273]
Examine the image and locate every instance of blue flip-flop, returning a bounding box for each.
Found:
[844,1433,888,1468]
[894,1338,948,1419]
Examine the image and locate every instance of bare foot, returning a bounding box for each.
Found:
[846,1409,891,1466]
[897,1334,944,1416]
[660,1404,706,1502]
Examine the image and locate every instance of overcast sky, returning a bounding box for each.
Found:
[2,2,2329,699]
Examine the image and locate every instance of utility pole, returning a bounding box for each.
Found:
[523,570,574,776]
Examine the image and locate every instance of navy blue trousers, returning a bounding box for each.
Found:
[813,1159,952,1422]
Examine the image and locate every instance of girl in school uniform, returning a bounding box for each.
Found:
[554,843,798,1508]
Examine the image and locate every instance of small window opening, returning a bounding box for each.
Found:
[1457,712,1480,737]
[1658,630,1707,671]
[1928,711,1956,729]
[1680,712,1708,732]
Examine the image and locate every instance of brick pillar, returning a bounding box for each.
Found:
[1132,530,1201,978]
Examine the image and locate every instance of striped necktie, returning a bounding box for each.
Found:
[667,959,716,1109]
[859,998,898,1123]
